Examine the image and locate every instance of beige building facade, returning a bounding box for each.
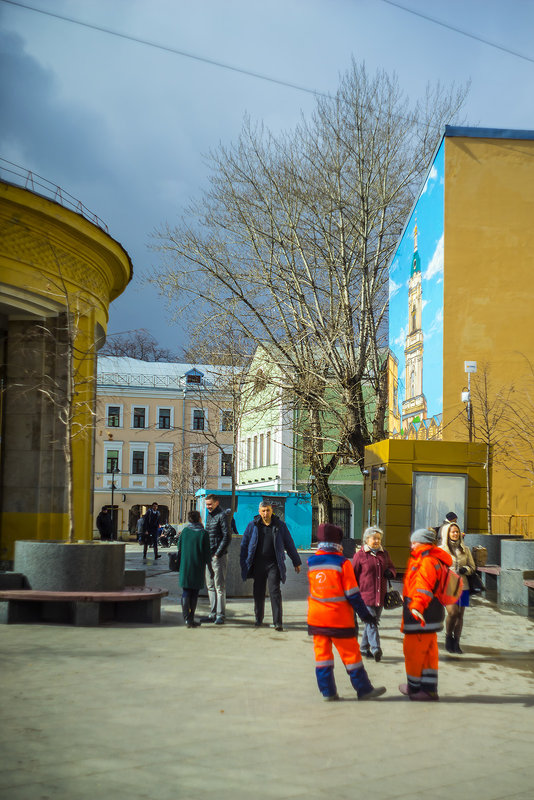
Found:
[94,356,234,539]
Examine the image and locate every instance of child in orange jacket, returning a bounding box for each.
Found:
[307,523,386,702]
[399,527,453,702]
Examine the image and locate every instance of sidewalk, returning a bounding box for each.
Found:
[1,544,533,800]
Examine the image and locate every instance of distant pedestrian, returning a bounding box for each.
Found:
[352,526,396,662]
[439,522,476,654]
[203,495,232,625]
[399,528,452,701]
[240,501,302,631]
[226,508,238,536]
[136,516,144,543]
[177,510,212,628]
[142,502,161,560]
[434,510,458,539]
[307,523,386,702]
[96,506,113,541]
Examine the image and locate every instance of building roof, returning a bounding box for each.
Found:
[97,356,229,389]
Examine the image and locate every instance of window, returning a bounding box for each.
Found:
[253,436,258,469]
[157,451,170,475]
[246,438,251,470]
[158,408,171,429]
[221,453,232,477]
[133,407,146,428]
[221,410,233,432]
[193,409,205,431]
[192,452,204,476]
[132,451,145,475]
[186,373,201,384]
[106,450,119,473]
[259,434,264,467]
[107,406,120,427]
[266,431,271,465]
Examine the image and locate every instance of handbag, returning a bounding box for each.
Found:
[383,580,403,610]
[467,570,485,594]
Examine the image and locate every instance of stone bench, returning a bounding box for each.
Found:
[0,585,168,626]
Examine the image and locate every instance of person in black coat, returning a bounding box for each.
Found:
[142,502,161,560]
[240,501,301,631]
[96,506,113,541]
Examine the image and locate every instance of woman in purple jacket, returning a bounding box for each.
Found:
[351,526,396,662]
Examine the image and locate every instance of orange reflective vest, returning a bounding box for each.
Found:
[402,544,453,634]
[307,548,369,636]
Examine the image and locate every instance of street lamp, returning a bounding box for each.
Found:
[110,465,120,541]
[464,361,477,442]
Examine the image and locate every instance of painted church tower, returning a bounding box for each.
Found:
[401,221,427,428]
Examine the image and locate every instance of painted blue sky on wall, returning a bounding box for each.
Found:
[389,140,445,427]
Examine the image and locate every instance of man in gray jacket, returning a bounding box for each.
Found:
[203,495,232,625]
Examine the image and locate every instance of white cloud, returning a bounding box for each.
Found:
[426,308,443,340]
[393,322,408,350]
[389,277,401,298]
[421,164,438,195]
[423,233,444,281]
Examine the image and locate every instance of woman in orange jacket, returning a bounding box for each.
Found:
[399,527,453,702]
[307,523,386,702]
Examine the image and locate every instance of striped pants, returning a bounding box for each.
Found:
[403,632,439,694]
[313,634,373,698]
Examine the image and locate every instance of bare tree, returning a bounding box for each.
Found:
[501,355,534,486]
[100,328,179,361]
[154,62,467,523]
[468,364,515,534]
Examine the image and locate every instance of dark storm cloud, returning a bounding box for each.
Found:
[0,29,112,183]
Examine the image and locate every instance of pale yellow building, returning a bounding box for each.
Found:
[94,357,235,538]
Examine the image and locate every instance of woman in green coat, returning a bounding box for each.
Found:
[177,510,212,628]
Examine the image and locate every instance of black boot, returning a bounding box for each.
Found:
[445,634,455,653]
[453,636,463,654]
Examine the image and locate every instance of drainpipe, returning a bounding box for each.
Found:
[179,388,186,522]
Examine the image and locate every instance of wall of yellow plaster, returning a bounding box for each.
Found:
[442,136,534,517]
[363,439,487,568]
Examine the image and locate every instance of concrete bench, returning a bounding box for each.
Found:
[0,585,168,626]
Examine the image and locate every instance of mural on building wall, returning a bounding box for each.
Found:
[388,141,444,439]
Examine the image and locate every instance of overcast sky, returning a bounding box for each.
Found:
[1,0,533,354]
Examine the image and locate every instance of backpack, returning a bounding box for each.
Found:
[433,563,463,606]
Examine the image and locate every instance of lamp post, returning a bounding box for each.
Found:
[110,466,120,541]
[464,361,477,442]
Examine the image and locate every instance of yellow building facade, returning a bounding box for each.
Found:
[388,126,534,536]
[0,179,131,561]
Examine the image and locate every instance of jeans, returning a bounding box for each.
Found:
[360,605,383,654]
[206,553,228,617]
[181,588,200,624]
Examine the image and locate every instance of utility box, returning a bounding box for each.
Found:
[362,439,487,569]
[195,488,312,549]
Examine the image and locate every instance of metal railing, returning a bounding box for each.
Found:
[0,157,108,232]
[491,514,534,539]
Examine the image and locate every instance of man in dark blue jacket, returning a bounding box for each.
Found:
[240,501,301,631]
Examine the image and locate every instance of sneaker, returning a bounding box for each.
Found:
[361,648,372,659]
[270,624,284,631]
[373,648,383,662]
[155,554,161,559]
[215,616,225,625]
[254,620,263,627]
[359,686,387,700]
[323,693,340,702]
[186,620,201,628]
[200,615,216,623]
[398,683,410,696]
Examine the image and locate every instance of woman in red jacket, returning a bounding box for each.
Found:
[351,527,396,661]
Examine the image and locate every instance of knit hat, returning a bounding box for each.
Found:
[410,528,437,545]
[445,511,457,522]
[316,523,343,543]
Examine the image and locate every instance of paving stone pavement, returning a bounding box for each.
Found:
[1,544,533,800]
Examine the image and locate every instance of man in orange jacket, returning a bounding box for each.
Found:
[307,523,386,702]
[399,527,453,702]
